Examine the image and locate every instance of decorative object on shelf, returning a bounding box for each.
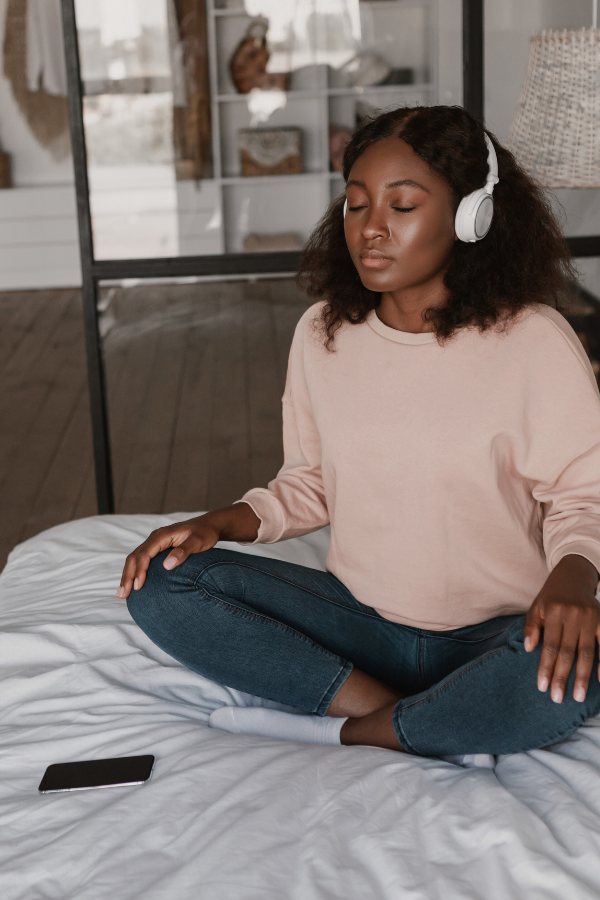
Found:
[3,0,70,161]
[0,150,12,189]
[339,51,391,87]
[229,20,289,94]
[381,68,414,85]
[329,125,352,173]
[508,24,600,187]
[243,232,303,252]
[239,127,302,176]
[289,65,325,91]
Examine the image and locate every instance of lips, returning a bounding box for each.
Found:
[359,250,393,269]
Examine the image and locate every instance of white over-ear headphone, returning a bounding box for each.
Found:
[343,133,499,244]
[455,134,499,242]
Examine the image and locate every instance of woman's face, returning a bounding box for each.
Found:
[344,136,457,295]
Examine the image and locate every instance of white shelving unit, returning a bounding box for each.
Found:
[194,0,439,255]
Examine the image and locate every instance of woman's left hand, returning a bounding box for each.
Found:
[524,554,600,704]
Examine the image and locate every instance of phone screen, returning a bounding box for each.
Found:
[38,755,155,793]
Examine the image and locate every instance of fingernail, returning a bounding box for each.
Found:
[551,687,563,704]
[574,687,586,703]
[163,557,176,570]
[538,676,549,692]
[524,637,531,652]
[134,578,139,590]
[116,587,124,599]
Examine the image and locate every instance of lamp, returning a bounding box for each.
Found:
[507,2,600,188]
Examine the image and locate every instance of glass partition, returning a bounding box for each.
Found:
[99,277,311,512]
[73,0,442,261]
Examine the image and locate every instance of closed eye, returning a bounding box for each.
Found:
[347,205,417,213]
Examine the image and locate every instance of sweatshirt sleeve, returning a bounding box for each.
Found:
[524,309,600,577]
[235,308,329,543]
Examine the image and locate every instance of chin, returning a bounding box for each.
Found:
[351,257,398,292]
[357,271,401,293]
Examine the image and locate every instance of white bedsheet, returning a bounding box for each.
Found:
[2,514,600,899]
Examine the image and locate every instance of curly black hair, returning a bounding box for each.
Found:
[296,105,575,349]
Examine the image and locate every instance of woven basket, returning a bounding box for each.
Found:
[507,28,600,188]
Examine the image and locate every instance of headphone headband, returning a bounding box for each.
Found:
[454,133,499,242]
[483,134,499,192]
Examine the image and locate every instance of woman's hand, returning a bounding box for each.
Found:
[524,554,600,704]
[116,503,260,600]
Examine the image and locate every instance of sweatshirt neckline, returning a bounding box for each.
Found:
[366,309,437,345]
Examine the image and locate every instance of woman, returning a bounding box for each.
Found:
[119,106,600,759]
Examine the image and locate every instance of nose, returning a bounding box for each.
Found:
[360,204,390,241]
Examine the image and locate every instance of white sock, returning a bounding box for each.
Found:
[441,754,496,769]
[209,706,347,745]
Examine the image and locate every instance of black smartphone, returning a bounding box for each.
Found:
[38,755,155,793]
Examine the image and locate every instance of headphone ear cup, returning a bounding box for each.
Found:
[454,195,472,242]
[455,189,494,242]
[343,198,347,219]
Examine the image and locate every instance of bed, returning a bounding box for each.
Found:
[2,513,600,899]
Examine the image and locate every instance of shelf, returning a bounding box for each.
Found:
[211,0,432,11]
[207,0,438,253]
[220,172,328,186]
[360,0,433,7]
[328,83,432,96]
[217,83,432,103]
[217,89,322,102]
[217,173,349,185]
[212,7,250,17]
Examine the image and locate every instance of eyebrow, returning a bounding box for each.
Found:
[346,178,430,193]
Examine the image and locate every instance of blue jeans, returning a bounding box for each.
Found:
[127,548,600,756]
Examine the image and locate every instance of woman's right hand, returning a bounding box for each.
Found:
[116,503,260,599]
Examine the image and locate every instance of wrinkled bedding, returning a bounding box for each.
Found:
[1,514,600,899]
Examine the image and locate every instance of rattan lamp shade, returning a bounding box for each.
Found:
[507,28,600,188]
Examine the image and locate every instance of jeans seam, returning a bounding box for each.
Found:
[192,582,350,665]
[187,558,384,621]
[398,646,509,714]
[392,647,509,756]
[417,634,425,687]
[417,628,510,644]
[317,662,354,716]
[392,707,419,754]
[531,716,590,750]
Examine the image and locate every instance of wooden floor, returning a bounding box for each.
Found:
[0,279,311,571]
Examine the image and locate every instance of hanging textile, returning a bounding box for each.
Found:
[26,0,68,96]
[3,0,70,160]
[172,0,213,180]
[167,0,186,109]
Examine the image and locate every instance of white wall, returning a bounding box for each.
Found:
[485,0,600,297]
[0,0,81,290]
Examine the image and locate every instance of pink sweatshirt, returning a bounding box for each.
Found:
[239,302,600,629]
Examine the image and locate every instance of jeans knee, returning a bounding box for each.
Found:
[126,548,229,633]
[126,551,177,630]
